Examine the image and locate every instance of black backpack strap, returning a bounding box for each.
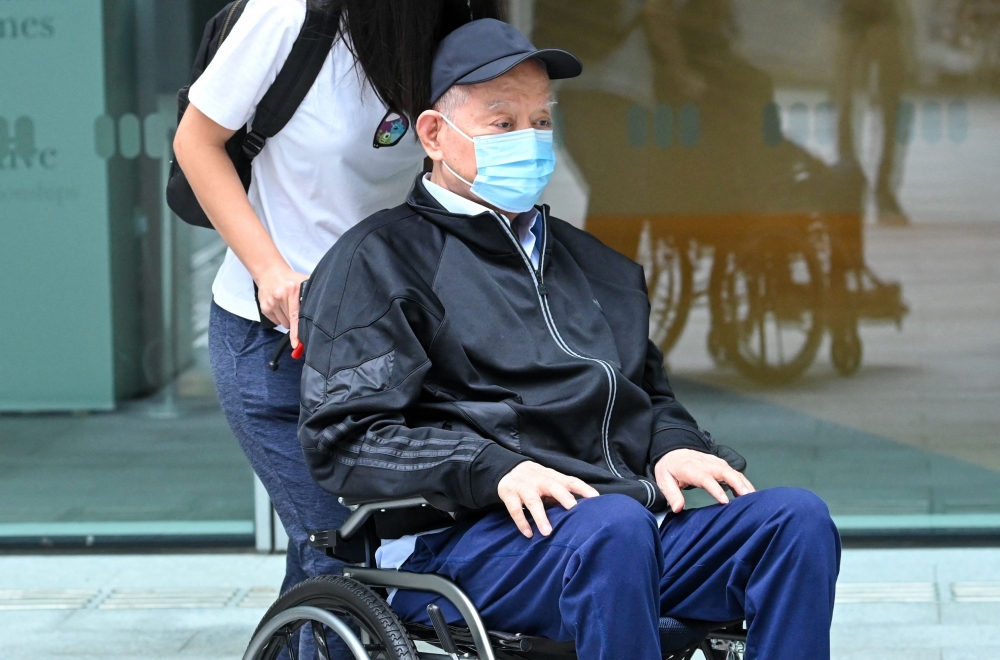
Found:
[241,8,338,159]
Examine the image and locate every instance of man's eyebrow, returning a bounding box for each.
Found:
[484,99,559,110]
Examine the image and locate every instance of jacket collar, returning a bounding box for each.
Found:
[407,173,550,260]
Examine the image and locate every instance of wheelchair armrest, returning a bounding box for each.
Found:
[338,496,432,540]
[308,496,456,564]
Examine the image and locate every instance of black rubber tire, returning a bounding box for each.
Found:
[709,232,824,385]
[248,575,418,660]
[831,326,863,376]
[644,233,695,357]
[706,327,728,366]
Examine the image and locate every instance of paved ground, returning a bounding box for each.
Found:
[1,548,999,659]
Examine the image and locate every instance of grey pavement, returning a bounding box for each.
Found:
[2,548,1000,659]
[0,552,283,660]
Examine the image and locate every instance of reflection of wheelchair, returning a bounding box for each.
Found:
[635,218,908,386]
[243,498,748,660]
[591,147,908,385]
[541,0,912,384]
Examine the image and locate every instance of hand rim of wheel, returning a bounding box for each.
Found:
[242,605,368,660]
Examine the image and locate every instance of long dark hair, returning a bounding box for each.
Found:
[310,0,507,123]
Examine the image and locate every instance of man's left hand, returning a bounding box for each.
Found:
[655,449,756,514]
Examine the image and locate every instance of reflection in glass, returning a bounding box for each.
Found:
[1,2,252,545]
[533,0,1000,531]
[834,0,912,226]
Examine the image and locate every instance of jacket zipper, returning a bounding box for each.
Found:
[490,210,654,507]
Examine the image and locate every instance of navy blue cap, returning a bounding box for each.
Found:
[430,19,582,106]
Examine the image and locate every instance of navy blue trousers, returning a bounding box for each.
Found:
[209,302,352,659]
[392,489,841,660]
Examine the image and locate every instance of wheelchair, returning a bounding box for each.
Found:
[242,497,748,660]
[592,145,908,386]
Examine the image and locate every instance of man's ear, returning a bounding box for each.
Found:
[416,110,445,162]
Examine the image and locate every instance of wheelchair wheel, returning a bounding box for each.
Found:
[637,222,694,356]
[247,575,418,660]
[830,325,863,376]
[710,231,824,385]
[706,325,728,367]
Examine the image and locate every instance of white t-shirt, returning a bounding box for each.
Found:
[188,0,425,322]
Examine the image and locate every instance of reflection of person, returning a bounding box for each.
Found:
[171,2,504,659]
[299,20,840,659]
[534,0,865,231]
[834,0,912,226]
[643,0,709,98]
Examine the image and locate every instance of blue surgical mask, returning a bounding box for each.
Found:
[439,114,556,213]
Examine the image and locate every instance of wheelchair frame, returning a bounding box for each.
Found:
[243,497,749,660]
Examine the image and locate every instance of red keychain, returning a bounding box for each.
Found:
[268,336,305,371]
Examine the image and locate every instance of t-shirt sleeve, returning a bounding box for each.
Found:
[187,0,307,131]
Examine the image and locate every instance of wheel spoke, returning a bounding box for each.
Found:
[283,628,299,660]
[312,622,331,660]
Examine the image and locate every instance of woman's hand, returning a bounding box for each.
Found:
[174,105,302,339]
[256,264,309,345]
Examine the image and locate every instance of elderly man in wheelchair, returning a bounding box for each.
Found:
[245,19,841,660]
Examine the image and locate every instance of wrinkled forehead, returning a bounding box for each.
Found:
[465,62,554,108]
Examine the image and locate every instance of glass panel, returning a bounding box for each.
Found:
[5,0,998,543]
[531,0,1000,534]
[0,0,252,544]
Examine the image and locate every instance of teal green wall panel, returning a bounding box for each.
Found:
[0,0,114,410]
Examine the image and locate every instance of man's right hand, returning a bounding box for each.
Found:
[497,462,599,538]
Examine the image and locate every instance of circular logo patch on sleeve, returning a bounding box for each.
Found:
[373,111,410,148]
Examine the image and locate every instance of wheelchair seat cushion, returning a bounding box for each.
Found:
[658,617,712,651]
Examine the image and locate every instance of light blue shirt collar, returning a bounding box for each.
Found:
[423,174,541,269]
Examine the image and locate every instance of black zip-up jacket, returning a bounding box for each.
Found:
[298,175,726,514]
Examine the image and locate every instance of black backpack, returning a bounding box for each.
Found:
[166,0,337,229]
